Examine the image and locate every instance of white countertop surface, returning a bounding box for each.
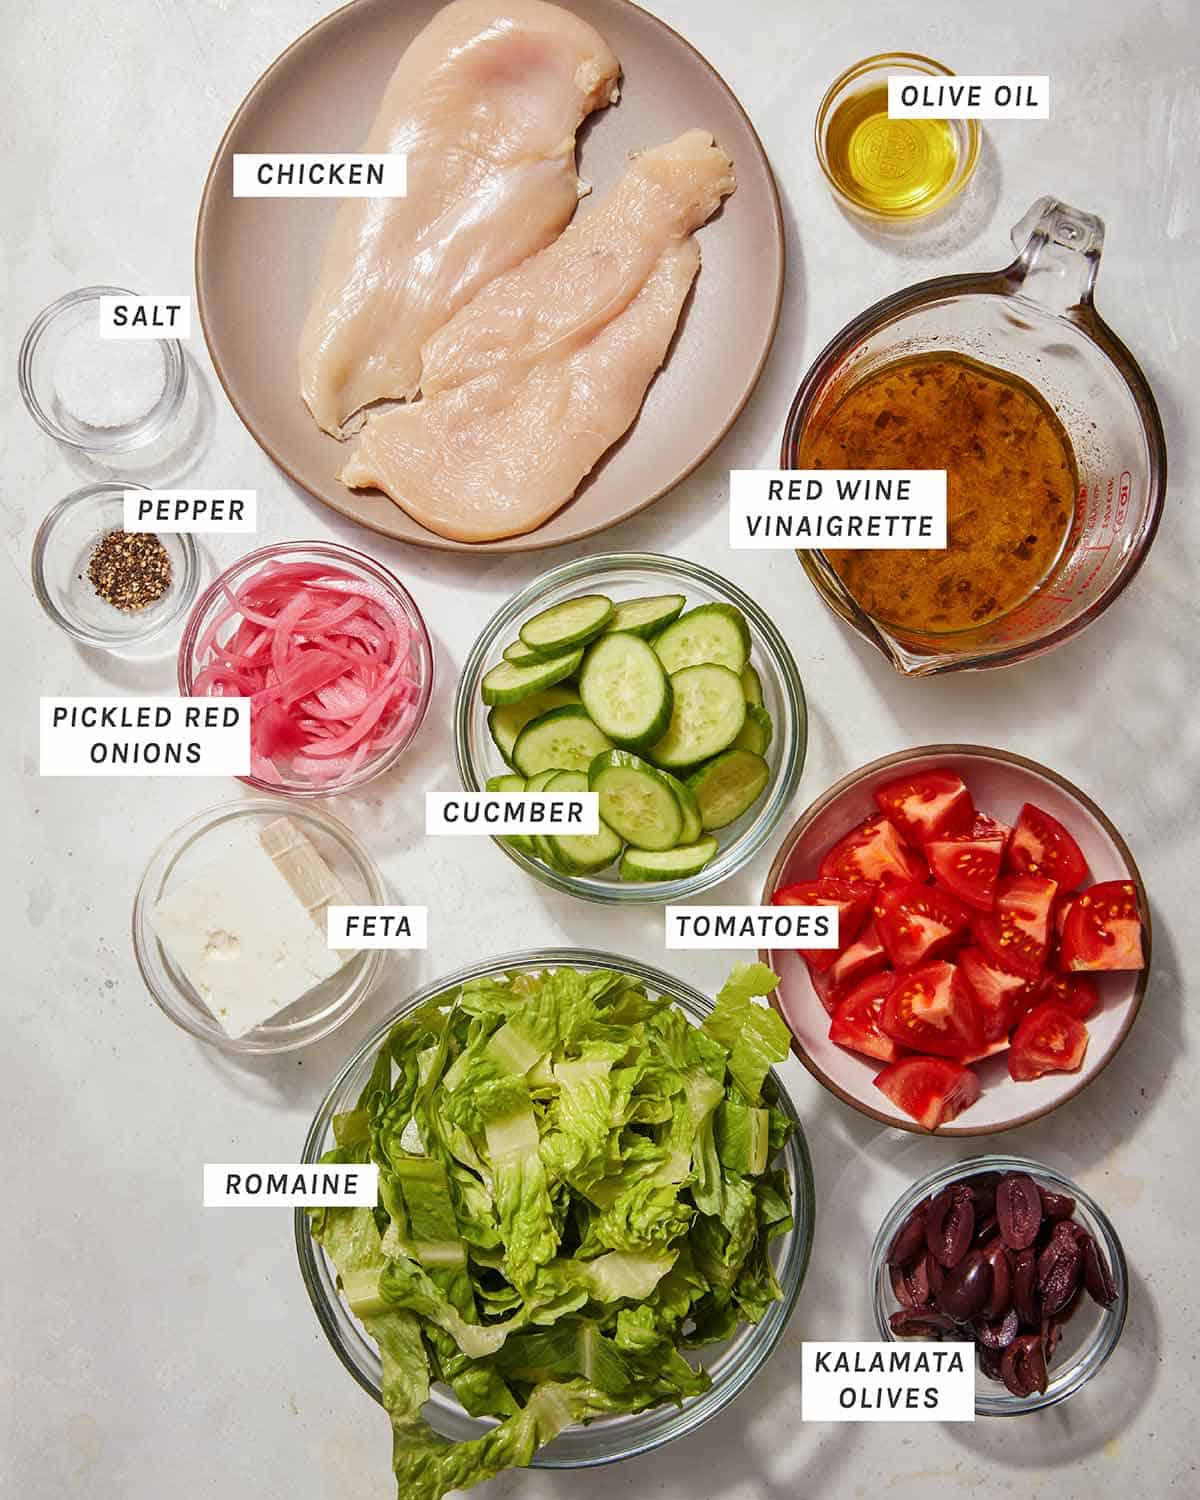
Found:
[4,1,1198,1496]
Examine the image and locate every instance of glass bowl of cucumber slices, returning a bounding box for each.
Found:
[455,553,807,903]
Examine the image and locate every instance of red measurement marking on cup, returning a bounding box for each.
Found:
[1115,471,1132,528]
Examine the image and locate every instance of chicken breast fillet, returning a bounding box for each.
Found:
[340,131,735,542]
[298,0,620,437]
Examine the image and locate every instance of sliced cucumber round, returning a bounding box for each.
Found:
[741,664,763,706]
[511,769,563,858]
[487,686,580,766]
[518,594,613,655]
[502,638,547,666]
[588,750,683,852]
[578,632,673,751]
[523,769,563,792]
[649,663,746,769]
[686,749,770,831]
[603,593,686,639]
[732,702,774,756]
[512,706,613,778]
[652,603,750,674]
[665,773,702,845]
[542,772,623,874]
[620,836,719,881]
[485,773,527,792]
[481,649,583,707]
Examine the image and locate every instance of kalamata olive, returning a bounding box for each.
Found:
[1078,1228,1118,1306]
[978,1344,1004,1382]
[936,1248,993,1321]
[887,1204,929,1268]
[974,1307,1019,1349]
[972,1213,998,1247]
[891,1253,932,1308]
[1039,1187,1077,1220]
[980,1240,1013,1320]
[1000,1333,1048,1397]
[1012,1246,1040,1327]
[889,1307,955,1337]
[1038,1220,1083,1316]
[969,1173,1002,1217]
[996,1172,1043,1250]
[1042,1316,1064,1362]
[925,1183,975,1267]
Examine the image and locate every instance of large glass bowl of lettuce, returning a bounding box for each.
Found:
[297,950,814,1499]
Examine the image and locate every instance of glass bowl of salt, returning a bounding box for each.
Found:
[18,285,188,452]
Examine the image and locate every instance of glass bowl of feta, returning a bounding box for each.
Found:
[132,799,387,1053]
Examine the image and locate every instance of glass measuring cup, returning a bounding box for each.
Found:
[782,197,1167,675]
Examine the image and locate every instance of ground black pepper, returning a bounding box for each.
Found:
[86,530,173,612]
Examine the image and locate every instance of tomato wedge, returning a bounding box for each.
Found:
[829,972,904,1063]
[824,918,887,993]
[774,877,874,972]
[819,813,927,886]
[1008,1002,1089,1080]
[875,880,972,970]
[975,873,1059,979]
[1060,880,1145,971]
[1037,972,1100,1021]
[957,946,1038,1041]
[880,960,983,1059]
[874,769,975,846]
[1006,803,1089,891]
[927,815,1010,911]
[873,1056,982,1130]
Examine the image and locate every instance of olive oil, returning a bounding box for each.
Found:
[824,83,959,217]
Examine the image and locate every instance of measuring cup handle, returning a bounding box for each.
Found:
[1008,196,1105,312]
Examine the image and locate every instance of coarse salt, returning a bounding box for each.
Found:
[54,322,166,429]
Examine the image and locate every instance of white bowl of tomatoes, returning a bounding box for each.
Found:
[759,746,1149,1135]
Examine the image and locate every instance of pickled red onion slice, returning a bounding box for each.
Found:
[191,560,424,786]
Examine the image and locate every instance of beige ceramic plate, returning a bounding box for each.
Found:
[195,0,784,553]
[759,746,1150,1136]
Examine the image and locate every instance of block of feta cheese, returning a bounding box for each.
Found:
[150,817,354,1038]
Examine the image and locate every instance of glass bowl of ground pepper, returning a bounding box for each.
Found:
[32,482,201,653]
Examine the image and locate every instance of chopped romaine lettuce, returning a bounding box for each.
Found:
[309,962,793,1500]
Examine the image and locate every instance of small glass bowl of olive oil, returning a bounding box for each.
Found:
[816,53,980,220]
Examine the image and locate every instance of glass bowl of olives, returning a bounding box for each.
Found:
[870,1155,1127,1415]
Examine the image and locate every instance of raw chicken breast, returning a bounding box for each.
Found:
[420,129,735,395]
[340,132,735,542]
[298,0,620,437]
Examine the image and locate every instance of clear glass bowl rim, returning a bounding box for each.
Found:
[18,284,188,451]
[779,254,1168,673]
[453,552,808,904]
[295,947,817,1467]
[177,538,434,798]
[869,1153,1128,1415]
[813,52,981,221]
[131,797,388,1054]
[31,481,202,649]
[758,742,1151,1134]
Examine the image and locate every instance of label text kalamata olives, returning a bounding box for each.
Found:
[885,1167,1121,1399]
[996,1173,1043,1249]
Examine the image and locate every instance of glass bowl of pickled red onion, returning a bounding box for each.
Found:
[178,541,433,797]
